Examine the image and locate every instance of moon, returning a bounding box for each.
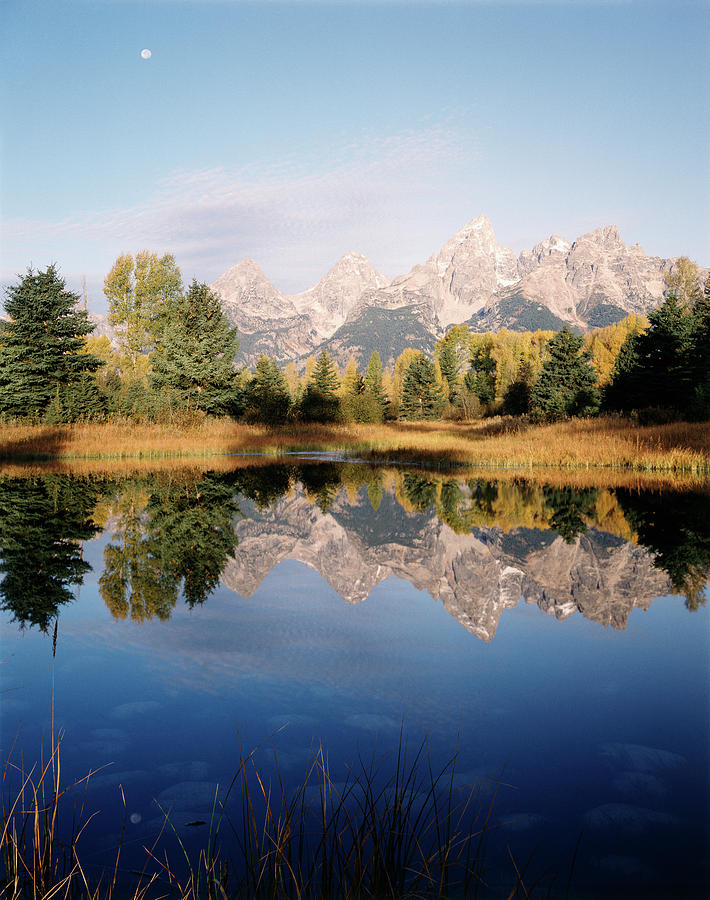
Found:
[140,48,152,60]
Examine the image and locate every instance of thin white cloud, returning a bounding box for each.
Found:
[3,125,474,292]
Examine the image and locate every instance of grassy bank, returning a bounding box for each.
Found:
[1,416,709,476]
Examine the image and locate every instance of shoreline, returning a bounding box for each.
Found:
[1,417,709,481]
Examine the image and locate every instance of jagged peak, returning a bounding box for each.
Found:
[448,214,496,243]
[434,215,501,268]
[530,233,571,256]
[576,224,624,247]
[462,213,494,232]
[326,251,375,274]
[228,257,271,278]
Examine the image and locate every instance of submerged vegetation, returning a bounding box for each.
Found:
[2,719,563,900]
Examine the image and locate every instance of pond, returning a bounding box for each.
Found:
[1,461,708,898]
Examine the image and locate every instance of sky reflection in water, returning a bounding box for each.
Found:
[1,463,708,897]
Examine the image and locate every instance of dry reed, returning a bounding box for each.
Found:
[1,416,708,478]
[1,725,528,900]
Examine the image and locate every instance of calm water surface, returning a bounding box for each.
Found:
[1,462,709,897]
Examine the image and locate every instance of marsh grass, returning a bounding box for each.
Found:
[0,417,708,476]
[1,723,558,900]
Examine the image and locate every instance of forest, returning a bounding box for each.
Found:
[0,252,708,428]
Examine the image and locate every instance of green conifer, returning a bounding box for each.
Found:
[399,354,446,420]
[529,327,600,422]
[0,266,103,420]
[150,280,240,416]
[244,356,291,424]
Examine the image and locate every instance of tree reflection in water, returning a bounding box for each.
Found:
[100,472,241,620]
[0,476,107,630]
[617,488,710,610]
[1,466,707,632]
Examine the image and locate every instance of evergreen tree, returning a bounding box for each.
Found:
[312,350,340,394]
[363,351,387,408]
[243,356,291,424]
[617,487,710,611]
[399,354,446,420]
[687,274,710,419]
[300,350,341,422]
[0,266,104,421]
[360,350,389,422]
[529,327,600,422]
[437,343,460,401]
[147,473,240,607]
[402,473,438,512]
[604,295,694,415]
[150,280,241,416]
[543,486,598,544]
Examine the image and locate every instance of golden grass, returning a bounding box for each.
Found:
[0,416,708,480]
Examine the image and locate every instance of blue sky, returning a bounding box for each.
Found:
[2,0,708,312]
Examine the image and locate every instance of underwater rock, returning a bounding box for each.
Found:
[584,803,681,834]
[611,770,668,800]
[599,742,686,772]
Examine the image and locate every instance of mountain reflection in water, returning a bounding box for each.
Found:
[0,463,708,636]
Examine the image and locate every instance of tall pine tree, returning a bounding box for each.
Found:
[150,280,241,416]
[399,354,446,420]
[604,295,694,415]
[300,350,342,422]
[0,266,103,420]
[529,327,599,422]
[243,356,291,424]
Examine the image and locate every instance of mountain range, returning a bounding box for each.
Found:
[209,215,690,368]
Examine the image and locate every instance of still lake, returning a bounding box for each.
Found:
[1,460,708,897]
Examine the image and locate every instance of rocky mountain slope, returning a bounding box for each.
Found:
[209,216,693,368]
[221,487,670,641]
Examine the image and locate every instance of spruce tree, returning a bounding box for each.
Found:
[244,356,291,424]
[604,295,694,415]
[688,275,710,419]
[529,327,600,422]
[150,280,240,416]
[399,354,446,420]
[362,350,389,421]
[312,350,340,394]
[0,266,103,420]
[300,350,341,422]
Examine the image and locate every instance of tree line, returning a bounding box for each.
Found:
[1,253,708,425]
